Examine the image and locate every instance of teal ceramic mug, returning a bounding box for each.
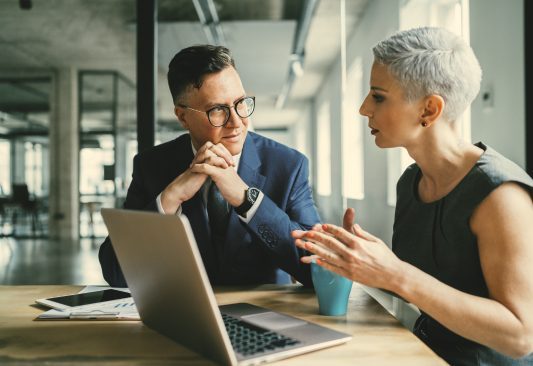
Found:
[311,262,352,316]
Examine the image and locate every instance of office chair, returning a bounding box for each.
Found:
[11,183,39,236]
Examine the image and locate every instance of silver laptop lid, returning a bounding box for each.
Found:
[101,208,238,366]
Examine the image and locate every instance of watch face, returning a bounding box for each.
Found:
[248,187,260,202]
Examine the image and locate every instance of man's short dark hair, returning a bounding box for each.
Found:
[167,45,236,104]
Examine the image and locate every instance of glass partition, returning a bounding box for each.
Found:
[78,71,135,238]
[0,78,50,237]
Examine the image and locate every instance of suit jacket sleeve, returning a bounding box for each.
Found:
[246,156,320,287]
[98,153,159,287]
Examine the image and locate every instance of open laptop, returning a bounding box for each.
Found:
[101,208,351,366]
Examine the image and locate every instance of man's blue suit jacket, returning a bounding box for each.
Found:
[99,131,321,288]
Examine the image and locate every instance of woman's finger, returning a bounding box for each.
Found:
[353,223,379,242]
[294,238,344,266]
[312,223,323,231]
[316,224,359,250]
[303,230,355,256]
[291,229,307,239]
[343,208,356,234]
[315,257,353,280]
[300,254,319,264]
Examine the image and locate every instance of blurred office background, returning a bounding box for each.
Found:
[0,0,530,327]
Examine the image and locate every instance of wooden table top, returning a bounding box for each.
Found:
[0,284,446,365]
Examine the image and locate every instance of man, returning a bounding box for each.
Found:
[99,45,320,287]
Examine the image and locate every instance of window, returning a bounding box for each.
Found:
[0,140,9,195]
[342,57,365,200]
[25,142,43,196]
[387,0,470,205]
[316,101,331,196]
[125,139,137,190]
[79,136,115,195]
[256,128,291,147]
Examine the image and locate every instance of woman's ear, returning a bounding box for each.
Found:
[421,94,445,126]
[174,106,189,130]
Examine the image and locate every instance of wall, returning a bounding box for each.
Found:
[469,0,525,167]
[290,102,313,163]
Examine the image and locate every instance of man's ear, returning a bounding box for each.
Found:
[174,106,189,130]
[421,94,445,126]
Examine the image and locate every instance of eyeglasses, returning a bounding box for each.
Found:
[178,96,255,127]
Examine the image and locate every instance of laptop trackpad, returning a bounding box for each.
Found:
[242,312,307,330]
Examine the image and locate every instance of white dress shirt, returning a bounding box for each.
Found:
[155,141,263,223]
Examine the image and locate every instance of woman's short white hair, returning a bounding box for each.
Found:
[372,27,482,122]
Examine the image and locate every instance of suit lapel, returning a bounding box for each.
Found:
[237,133,266,190]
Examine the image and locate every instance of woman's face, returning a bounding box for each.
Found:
[359,62,423,148]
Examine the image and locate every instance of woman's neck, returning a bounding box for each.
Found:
[406,126,483,202]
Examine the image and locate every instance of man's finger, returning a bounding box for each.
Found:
[197,141,214,155]
[190,163,219,177]
[191,148,215,166]
[204,155,229,169]
[210,143,235,166]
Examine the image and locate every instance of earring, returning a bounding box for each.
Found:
[421,121,428,127]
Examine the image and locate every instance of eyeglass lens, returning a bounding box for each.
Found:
[208,97,255,126]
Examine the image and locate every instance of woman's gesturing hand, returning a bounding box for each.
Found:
[292,210,406,292]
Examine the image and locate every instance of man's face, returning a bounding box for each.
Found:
[175,67,249,156]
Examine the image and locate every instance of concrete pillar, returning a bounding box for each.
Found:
[49,68,79,240]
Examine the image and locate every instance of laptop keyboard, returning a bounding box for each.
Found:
[222,313,301,356]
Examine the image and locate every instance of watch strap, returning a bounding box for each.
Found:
[235,187,260,217]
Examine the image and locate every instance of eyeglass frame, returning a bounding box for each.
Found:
[177,96,256,127]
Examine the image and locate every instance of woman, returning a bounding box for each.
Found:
[293,27,533,365]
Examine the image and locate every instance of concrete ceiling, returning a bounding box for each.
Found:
[0,0,368,133]
[0,0,137,75]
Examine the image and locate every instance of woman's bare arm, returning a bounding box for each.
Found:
[293,182,533,357]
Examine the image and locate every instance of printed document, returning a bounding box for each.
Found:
[36,286,140,320]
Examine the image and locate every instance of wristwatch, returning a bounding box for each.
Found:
[235,187,261,218]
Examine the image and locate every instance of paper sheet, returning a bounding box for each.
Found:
[35,286,140,320]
